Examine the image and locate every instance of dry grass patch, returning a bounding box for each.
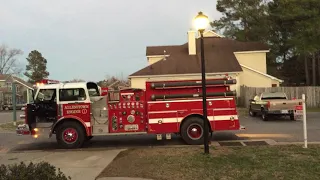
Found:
[97,145,320,180]
[0,121,24,131]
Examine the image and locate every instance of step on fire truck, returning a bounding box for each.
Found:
[17,77,245,149]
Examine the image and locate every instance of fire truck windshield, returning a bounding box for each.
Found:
[35,89,56,102]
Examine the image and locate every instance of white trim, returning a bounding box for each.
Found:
[85,122,91,127]
[195,30,223,38]
[148,115,238,124]
[120,93,134,95]
[148,108,236,114]
[240,64,283,83]
[234,50,270,54]
[148,110,179,114]
[146,55,170,58]
[129,71,242,78]
[147,98,233,104]
[212,115,238,121]
[13,79,33,90]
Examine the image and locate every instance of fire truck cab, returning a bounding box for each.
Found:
[17,77,245,149]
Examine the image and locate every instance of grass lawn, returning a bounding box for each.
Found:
[0,121,24,131]
[97,145,320,180]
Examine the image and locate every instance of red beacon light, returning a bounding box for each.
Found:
[35,79,60,87]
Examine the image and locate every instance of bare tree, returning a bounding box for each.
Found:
[0,44,23,75]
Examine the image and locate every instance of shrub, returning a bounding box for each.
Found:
[0,161,71,180]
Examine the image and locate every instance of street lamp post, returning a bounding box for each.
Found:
[194,11,210,154]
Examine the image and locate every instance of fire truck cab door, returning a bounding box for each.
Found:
[28,88,58,126]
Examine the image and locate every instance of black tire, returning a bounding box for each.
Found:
[85,136,94,141]
[180,117,208,145]
[249,107,256,117]
[290,113,295,121]
[261,110,268,121]
[56,121,85,149]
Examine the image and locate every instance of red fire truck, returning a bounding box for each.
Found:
[17,76,245,149]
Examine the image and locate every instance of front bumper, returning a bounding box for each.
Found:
[267,110,294,115]
[16,124,31,135]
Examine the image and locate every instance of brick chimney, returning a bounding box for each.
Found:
[188,30,196,55]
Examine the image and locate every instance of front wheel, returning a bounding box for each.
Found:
[56,122,85,149]
[180,117,209,145]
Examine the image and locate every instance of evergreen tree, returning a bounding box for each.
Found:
[24,50,50,84]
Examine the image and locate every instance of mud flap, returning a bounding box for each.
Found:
[239,125,246,130]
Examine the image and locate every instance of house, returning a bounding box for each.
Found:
[0,74,33,109]
[128,30,283,96]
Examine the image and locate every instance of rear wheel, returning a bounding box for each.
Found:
[180,117,209,145]
[56,122,85,149]
[85,136,94,141]
[290,113,295,121]
[249,107,256,117]
[261,110,268,121]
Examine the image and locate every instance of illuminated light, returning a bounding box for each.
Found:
[193,11,209,31]
[34,128,39,132]
[33,134,38,138]
[103,107,107,110]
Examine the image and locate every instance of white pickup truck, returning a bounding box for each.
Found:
[248,92,302,121]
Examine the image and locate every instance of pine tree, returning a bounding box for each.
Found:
[24,50,50,84]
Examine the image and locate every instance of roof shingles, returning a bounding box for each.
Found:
[130,36,269,77]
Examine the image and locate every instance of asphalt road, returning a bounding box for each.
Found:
[0,111,319,153]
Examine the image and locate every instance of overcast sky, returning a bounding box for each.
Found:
[0,0,221,82]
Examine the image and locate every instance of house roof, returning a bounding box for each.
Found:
[130,36,269,77]
[0,74,33,89]
[240,64,283,83]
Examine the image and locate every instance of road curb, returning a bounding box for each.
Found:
[96,177,153,180]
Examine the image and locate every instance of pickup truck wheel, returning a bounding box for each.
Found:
[290,114,295,121]
[249,107,256,117]
[56,122,85,149]
[261,111,268,121]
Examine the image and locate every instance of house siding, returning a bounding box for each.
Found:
[234,52,267,74]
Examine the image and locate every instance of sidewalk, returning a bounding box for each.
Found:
[0,149,126,180]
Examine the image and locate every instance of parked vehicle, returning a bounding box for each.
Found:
[2,103,26,111]
[16,77,245,149]
[248,92,302,121]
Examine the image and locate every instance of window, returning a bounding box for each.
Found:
[6,82,12,90]
[36,89,56,102]
[59,88,86,101]
[272,84,277,87]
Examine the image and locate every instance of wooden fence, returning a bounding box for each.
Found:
[238,86,320,108]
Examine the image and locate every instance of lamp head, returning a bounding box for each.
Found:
[194,11,209,32]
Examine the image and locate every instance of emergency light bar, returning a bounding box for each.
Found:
[35,79,60,87]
